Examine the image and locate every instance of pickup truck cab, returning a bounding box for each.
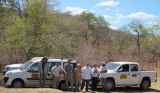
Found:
[3,58,77,90]
[98,62,157,91]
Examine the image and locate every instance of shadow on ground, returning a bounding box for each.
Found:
[89,87,160,93]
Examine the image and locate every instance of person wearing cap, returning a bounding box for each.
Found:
[38,57,49,88]
[64,59,74,91]
[51,62,66,89]
[80,62,92,92]
[99,62,108,92]
[74,64,82,92]
[91,64,99,91]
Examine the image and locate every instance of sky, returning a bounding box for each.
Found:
[58,0,160,30]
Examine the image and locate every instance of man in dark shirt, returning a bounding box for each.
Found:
[64,59,74,91]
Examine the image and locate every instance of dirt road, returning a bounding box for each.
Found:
[0,78,159,93]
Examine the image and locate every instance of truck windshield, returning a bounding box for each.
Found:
[106,63,120,70]
[21,61,33,70]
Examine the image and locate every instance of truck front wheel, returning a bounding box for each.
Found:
[140,79,150,90]
[58,81,67,91]
[12,80,24,88]
[106,79,115,90]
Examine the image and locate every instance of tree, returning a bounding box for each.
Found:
[91,15,110,48]
[78,11,96,41]
[2,0,60,60]
[128,19,143,57]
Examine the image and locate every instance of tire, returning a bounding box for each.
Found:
[106,79,115,90]
[12,80,24,88]
[58,81,67,91]
[140,80,150,91]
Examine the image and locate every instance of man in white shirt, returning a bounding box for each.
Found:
[80,63,92,92]
[99,62,108,92]
[91,64,99,90]
[51,62,66,89]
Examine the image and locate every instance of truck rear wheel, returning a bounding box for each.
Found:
[140,79,150,90]
[106,79,115,90]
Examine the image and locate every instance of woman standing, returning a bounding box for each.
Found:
[74,64,82,91]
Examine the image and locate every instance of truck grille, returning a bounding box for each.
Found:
[3,77,9,83]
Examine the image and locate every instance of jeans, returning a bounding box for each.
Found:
[92,77,98,89]
[100,78,107,91]
[65,75,74,91]
[39,73,46,88]
[81,79,90,91]
[53,76,60,89]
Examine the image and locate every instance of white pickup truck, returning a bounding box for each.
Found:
[97,62,157,91]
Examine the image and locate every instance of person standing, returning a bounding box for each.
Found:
[74,64,82,92]
[38,57,49,88]
[99,62,108,92]
[64,59,74,91]
[91,64,99,91]
[51,62,66,89]
[81,63,92,92]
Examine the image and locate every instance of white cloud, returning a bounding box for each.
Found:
[115,10,120,12]
[110,26,119,30]
[96,1,120,7]
[123,12,157,19]
[111,19,121,23]
[103,15,112,19]
[64,7,87,15]
[116,13,123,18]
[106,8,110,10]
[147,22,159,25]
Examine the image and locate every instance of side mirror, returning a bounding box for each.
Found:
[27,68,33,72]
[27,68,31,72]
[118,69,123,72]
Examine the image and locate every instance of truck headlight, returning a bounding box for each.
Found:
[5,72,12,77]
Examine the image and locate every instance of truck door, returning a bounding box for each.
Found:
[45,62,55,86]
[130,64,140,84]
[117,64,130,85]
[26,62,40,86]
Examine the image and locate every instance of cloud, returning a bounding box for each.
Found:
[147,22,159,25]
[96,1,120,7]
[115,10,120,12]
[116,13,123,18]
[111,19,121,23]
[110,26,119,30]
[63,7,87,15]
[106,8,110,10]
[123,12,157,19]
[103,15,112,19]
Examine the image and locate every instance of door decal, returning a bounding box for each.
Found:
[31,74,39,78]
[120,74,127,79]
[132,74,137,77]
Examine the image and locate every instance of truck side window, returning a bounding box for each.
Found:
[131,64,138,71]
[118,64,129,72]
[48,62,56,72]
[30,62,39,72]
